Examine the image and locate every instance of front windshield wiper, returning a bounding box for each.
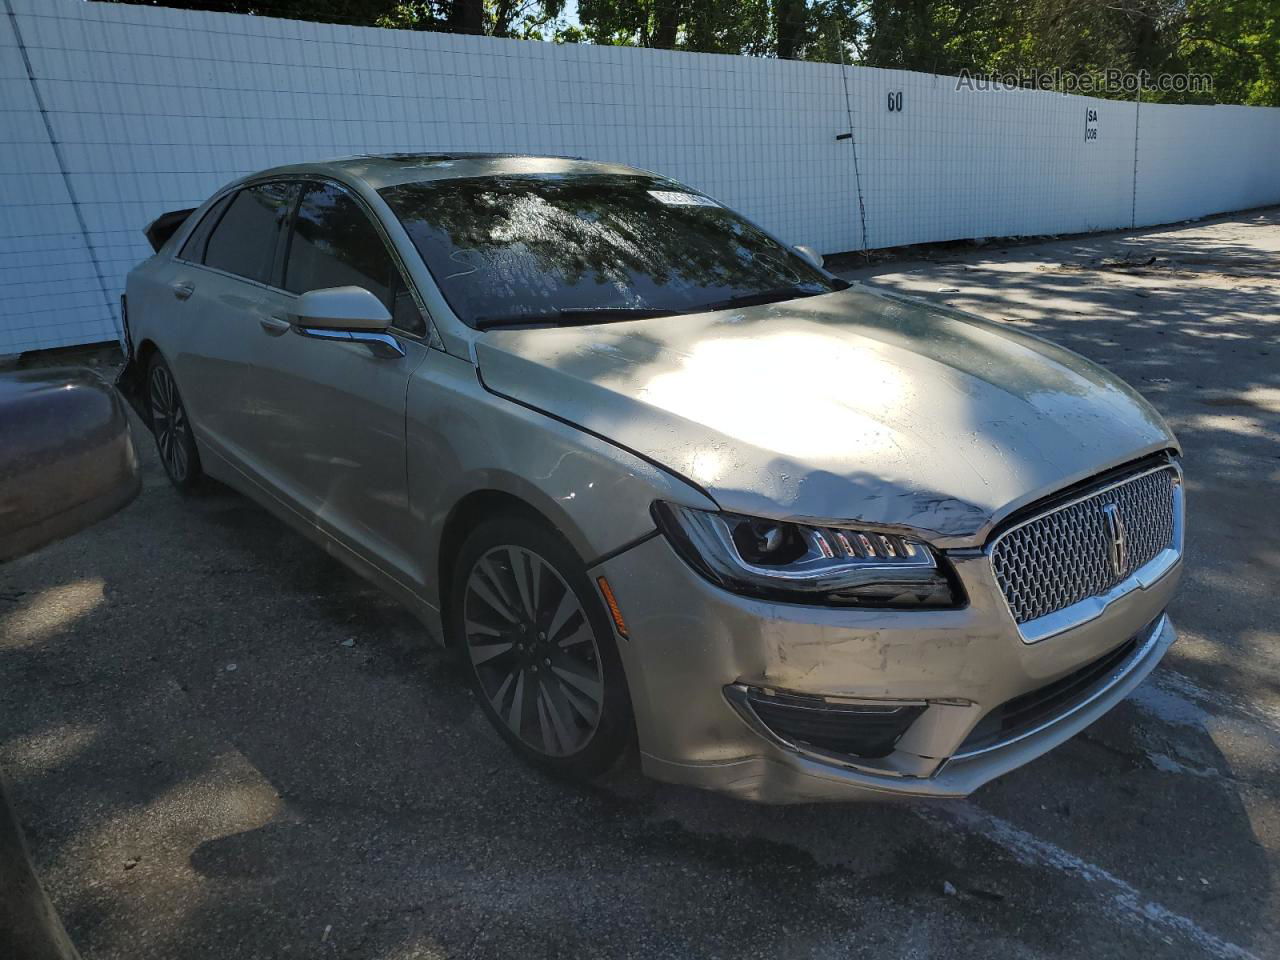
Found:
[692,284,831,314]
[474,307,679,330]
[472,283,848,330]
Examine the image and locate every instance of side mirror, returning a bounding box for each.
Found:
[794,244,824,270]
[291,286,391,331]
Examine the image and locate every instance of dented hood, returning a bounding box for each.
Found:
[475,286,1176,546]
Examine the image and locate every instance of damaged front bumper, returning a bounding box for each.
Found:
[594,533,1179,804]
[712,614,1173,801]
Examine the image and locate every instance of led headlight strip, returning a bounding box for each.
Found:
[653,502,958,608]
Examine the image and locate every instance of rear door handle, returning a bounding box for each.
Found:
[259,315,290,336]
[171,281,194,301]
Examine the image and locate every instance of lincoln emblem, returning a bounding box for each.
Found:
[1102,503,1128,579]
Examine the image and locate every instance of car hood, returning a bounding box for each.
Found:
[475,286,1177,546]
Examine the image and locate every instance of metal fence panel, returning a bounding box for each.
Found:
[2,0,1279,353]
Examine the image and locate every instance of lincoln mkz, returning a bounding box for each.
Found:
[120,154,1183,802]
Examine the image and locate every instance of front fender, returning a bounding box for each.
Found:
[406,349,716,608]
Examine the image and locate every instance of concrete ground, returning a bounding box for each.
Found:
[2,207,1278,959]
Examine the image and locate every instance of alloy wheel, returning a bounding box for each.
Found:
[462,546,604,757]
[149,363,189,482]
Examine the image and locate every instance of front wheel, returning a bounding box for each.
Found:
[147,354,202,492]
[450,514,633,779]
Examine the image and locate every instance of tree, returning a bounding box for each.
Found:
[96,0,1279,104]
[1175,0,1279,105]
[572,0,769,53]
[858,0,1280,105]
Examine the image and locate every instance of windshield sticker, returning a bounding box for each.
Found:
[648,190,719,208]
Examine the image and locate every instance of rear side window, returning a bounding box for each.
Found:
[203,183,294,284]
[284,182,424,335]
[176,193,231,263]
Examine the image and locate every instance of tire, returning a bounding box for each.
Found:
[146,353,202,492]
[449,513,633,780]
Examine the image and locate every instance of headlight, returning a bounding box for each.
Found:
[652,502,958,607]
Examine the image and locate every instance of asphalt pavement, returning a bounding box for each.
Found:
[1,207,1277,959]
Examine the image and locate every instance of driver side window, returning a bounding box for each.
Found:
[284,182,426,336]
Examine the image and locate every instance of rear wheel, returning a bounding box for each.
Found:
[450,514,633,779]
[147,354,202,492]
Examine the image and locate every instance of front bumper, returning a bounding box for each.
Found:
[594,534,1179,804]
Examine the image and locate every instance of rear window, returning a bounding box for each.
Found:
[379,173,841,327]
[203,182,294,284]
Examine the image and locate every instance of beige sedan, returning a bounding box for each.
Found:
[121,154,1183,802]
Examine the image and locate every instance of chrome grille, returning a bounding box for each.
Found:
[990,466,1179,624]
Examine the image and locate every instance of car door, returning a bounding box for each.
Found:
[234,178,432,587]
[167,181,296,460]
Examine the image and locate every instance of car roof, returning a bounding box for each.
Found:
[249,153,656,191]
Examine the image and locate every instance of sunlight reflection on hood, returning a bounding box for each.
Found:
[636,331,912,473]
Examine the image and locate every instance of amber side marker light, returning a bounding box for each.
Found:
[596,577,629,637]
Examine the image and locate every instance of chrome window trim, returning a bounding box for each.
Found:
[985,461,1184,644]
[167,257,274,293]
[950,613,1168,760]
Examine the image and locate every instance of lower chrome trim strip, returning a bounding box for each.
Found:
[950,613,1168,761]
[1017,537,1180,644]
[723,684,937,779]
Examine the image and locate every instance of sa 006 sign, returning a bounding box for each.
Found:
[1085,107,1099,142]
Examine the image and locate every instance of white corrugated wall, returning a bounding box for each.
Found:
[2,0,1279,354]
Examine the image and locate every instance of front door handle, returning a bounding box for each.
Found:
[171,281,194,301]
[259,315,291,336]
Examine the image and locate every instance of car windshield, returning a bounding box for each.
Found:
[378,173,846,328]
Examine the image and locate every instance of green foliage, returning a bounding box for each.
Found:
[1176,0,1279,105]
[98,0,1279,104]
[858,0,1280,105]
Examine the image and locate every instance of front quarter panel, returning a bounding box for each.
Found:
[406,349,717,609]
